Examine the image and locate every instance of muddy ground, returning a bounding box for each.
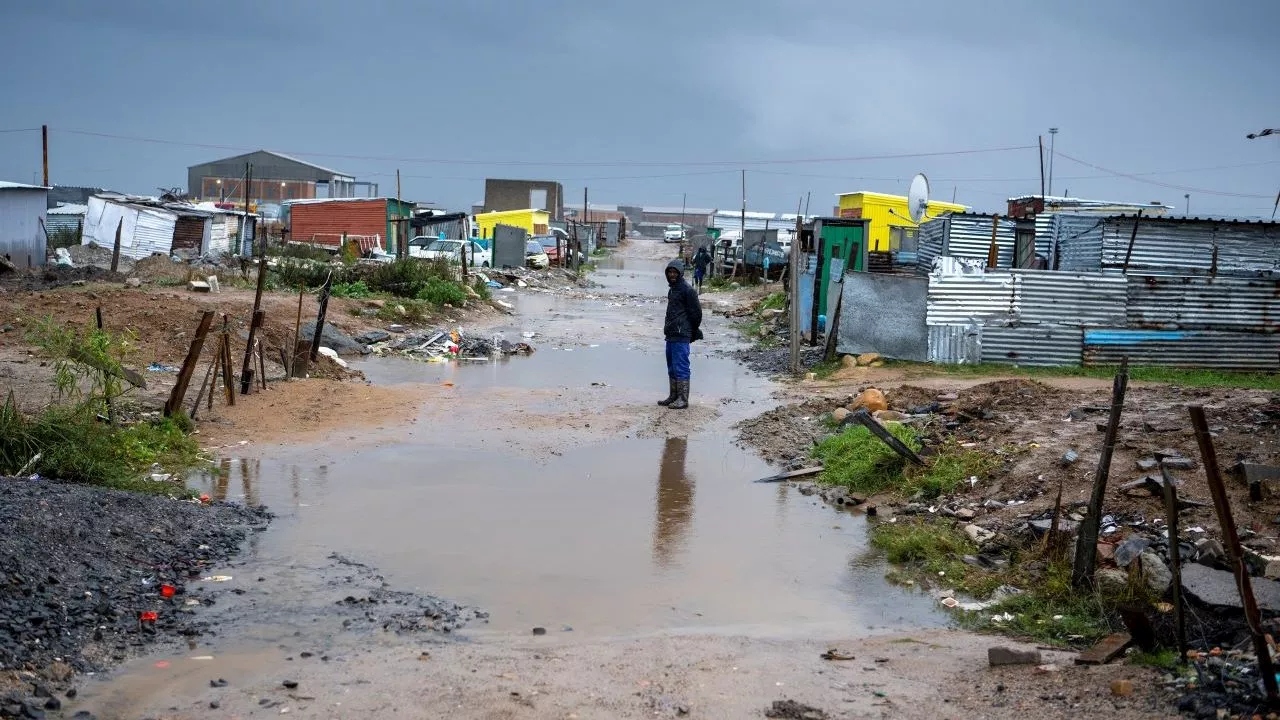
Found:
[0,238,1220,719]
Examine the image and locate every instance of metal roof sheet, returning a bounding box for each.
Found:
[47,203,87,215]
[0,181,49,191]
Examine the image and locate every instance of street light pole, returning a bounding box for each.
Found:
[1047,128,1059,196]
[1184,193,1190,215]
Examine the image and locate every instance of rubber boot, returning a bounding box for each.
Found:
[657,378,678,406]
[669,380,689,410]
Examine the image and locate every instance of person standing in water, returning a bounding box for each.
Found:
[658,259,703,410]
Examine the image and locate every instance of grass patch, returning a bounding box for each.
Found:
[375,300,433,324]
[272,243,334,263]
[760,291,785,311]
[810,357,841,380]
[904,442,1004,500]
[886,360,1280,391]
[812,423,921,495]
[330,280,373,299]
[0,397,203,494]
[415,277,468,306]
[871,519,1002,598]
[1129,648,1181,670]
[471,277,491,301]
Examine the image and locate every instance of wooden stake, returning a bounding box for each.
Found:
[110,218,123,274]
[165,310,215,416]
[1072,357,1129,589]
[291,285,305,377]
[189,353,215,420]
[308,273,332,363]
[95,306,114,424]
[207,337,220,412]
[220,317,236,407]
[1159,463,1188,665]
[1191,405,1279,704]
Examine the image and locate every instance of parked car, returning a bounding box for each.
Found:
[533,234,560,262]
[408,237,492,268]
[525,240,550,269]
[663,224,686,243]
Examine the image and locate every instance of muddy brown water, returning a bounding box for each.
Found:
[69,255,946,715]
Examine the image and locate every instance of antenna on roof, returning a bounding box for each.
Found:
[907,173,930,223]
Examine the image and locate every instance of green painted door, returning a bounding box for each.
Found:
[817,222,864,315]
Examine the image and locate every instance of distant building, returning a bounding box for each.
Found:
[284,198,415,254]
[81,194,254,260]
[0,181,49,268]
[47,185,106,210]
[1007,195,1173,218]
[483,179,563,220]
[187,150,376,206]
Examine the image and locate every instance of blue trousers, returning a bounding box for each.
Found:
[665,341,691,381]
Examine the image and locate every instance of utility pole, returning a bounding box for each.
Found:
[395,169,403,258]
[1038,134,1045,197]
[1184,193,1190,215]
[1047,128,1059,196]
[740,170,746,240]
[680,192,686,241]
[41,125,48,187]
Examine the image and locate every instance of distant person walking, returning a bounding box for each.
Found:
[658,259,703,410]
[692,246,712,291]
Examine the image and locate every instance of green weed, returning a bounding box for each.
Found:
[1129,649,1180,670]
[375,300,432,324]
[415,277,468,307]
[330,280,373,299]
[904,442,1004,500]
[472,277,492,301]
[0,396,203,493]
[273,243,333,263]
[760,292,786,311]
[812,423,922,495]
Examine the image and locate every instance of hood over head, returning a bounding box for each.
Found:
[665,259,685,284]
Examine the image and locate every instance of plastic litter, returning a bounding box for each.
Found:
[201,575,233,582]
[147,363,180,373]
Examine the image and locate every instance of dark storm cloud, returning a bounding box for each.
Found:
[0,0,1276,215]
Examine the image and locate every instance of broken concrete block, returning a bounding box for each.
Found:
[187,280,211,292]
[964,524,995,544]
[206,275,221,293]
[954,508,976,521]
[124,277,142,288]
[988,647,1041,666]
[1136,458,1158,471]
[1236,462,1280,502]
[1181,563,1280,611]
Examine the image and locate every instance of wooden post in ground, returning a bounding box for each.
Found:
[165,310,215,416]
[1072,357,1129,589]
[290,285,305,377]
[220,316,236,406]
[788,214,802,374]
[1159,464,1188,665]
[309,272,333,363]
[110,218,123,273]
[95,306,114,424]
[1191,404,1280,704]
[207,337,220,412]
[189,352,216,420]
[240,251,268,394]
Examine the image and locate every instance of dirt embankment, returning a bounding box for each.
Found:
[737,375,1280,554]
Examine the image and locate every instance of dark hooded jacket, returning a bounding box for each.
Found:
[664,259,703,342]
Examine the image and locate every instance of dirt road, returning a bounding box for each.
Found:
[60,238,1175,719]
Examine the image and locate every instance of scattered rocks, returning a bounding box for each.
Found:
[855,352,882,366]
[953,508,976,521]
[1060,449,1079,466]
[988,646,1042,666]
[1095,568,1130,595]
[964,524,995,544]
[1138,549,1173,594]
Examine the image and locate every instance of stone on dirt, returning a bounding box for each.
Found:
[1139,550,1172,594]
[964,524,995,543]
[1195,538,1226,566]
[856,352,881,366]
[187,280,211,292]
[1060,449,1079,466]
[1095,568,1130,595]
[831,407,850,423]
[1181,563,1280,611]
[872,409,909,423]
[124,277,142,288]
[764,699,828,719]
[849,388,887,413]
[840,355,857,369]
[354,329,391,345]
[953,508,976,520]
[300,321,370,356]
[988,646,1041,666]
[1109,679,1134,696]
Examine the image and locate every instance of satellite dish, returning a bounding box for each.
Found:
[907,173,930,223]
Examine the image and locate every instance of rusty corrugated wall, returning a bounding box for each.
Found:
[288,199,387,248]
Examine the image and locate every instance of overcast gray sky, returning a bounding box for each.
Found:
[1,0,1277,216]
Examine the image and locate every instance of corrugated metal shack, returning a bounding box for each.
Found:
[0,181,49,268]
[838,214,1280,370]
[82,195,255,260]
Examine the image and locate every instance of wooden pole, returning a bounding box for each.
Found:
[1159,464,1188,665]
[1038,135,1046,199]
[189,353,215,420]
[291,285,304,377]
[41,125,48,187]
[986,214,1000,268]
[788,214,802,374]
[1072,357,1128,589]
[220,316,236,406]
[164,310,215,416]
[1191,405,1280,704]
[110,218,123,273]
[257,338,268,390]
[207,337,220,412]
[309,273,332,363]
[1121,209,1144,274]
[95,306,113,424]
[395,169,403,259]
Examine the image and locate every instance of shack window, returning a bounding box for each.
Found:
[530,189,548,210]
[889,227,918,252]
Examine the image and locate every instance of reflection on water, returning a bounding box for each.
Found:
[652,437,694,569]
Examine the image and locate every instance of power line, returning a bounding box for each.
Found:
[0,128,39,134]
[51,127,1035,168]
[1054,151,1273,199]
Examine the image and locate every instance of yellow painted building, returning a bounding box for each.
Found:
[835,191,967,252]
[474,208,551,239]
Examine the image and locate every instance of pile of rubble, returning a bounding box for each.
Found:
[366,327,534,362]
